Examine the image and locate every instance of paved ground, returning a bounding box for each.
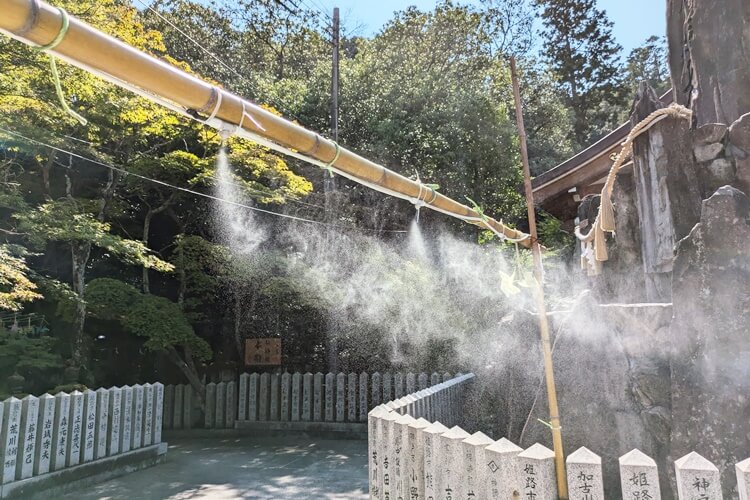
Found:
[63,436,368,499]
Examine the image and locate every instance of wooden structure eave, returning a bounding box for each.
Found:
[532,91,673,224]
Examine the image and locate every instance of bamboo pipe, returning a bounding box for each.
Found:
[510,57,568,498]
[0,0,532,246]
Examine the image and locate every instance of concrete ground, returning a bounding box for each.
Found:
[62,436,368,499]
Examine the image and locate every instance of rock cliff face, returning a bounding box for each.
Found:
[669,186,750,498]
[667,0,750,127]
[520,299,674,498]
[554,2,750,497]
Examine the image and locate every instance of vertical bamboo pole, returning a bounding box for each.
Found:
[509,56,568,499]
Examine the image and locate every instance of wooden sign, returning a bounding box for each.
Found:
[245,338,281,366]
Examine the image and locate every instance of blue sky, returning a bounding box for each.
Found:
[299,0,665,55]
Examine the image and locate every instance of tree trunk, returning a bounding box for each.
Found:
[70,241,92,368]
[141,195,174,293]
[40,149,55,201]
[142,210,154,293]
[166,345,206,410]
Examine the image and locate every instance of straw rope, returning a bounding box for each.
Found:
[576,103,692,275]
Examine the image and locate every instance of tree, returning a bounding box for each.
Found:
[0,245,42,311]
[14,200,173,368]
[625,36,670,100]
[536,0,626,145]
[85,278,211,405]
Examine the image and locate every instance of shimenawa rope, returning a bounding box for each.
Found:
[575,103,692,275]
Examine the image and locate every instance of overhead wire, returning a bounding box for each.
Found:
[0,125,407,234]
[132,0,306,123]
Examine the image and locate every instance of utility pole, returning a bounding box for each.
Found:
[330,7,340,143]
[510,56,568,499]
[325,7,339,204]
[326,7,340,375]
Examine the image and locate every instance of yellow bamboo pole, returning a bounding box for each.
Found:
[0,0,532,246]
[509,57,568,499]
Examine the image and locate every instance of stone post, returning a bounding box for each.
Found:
[1,397,20,483]
[382,372,392,403]
[394,414,416,499]
[269,373,280,421]
[163,385,173,430]
[173,385,184,429]
[280,372,291,422]
[131,385,144,449]
[347,373,357,422]
[418,373,428,390]
[143,384,154,446]
[215,381,226,428]
[619,449,661,500]
[379,409,400,500]
[67,390,84,466]
[437,425,470,499]
[675,452,723,500]
[430,372,439,386]
[405,373,416,394]
[368,406,389,499]
[204,382,216,428]
[35,394,55,475]
[226,380,236,429]
[371,372,381,407]
[324,373,334,422]
[405,417,430,499]
[359,372,368,422]
[567,446,604,500]
[18,395,39,479]
[462,431,494,499]
[291,372,301,422]
[51,392,70,471]
[442,372,451,383]
[248,373,259,422]
[238,373,249,421]
[394,373,404,399]
[737,457,750,500]
[485,437,522,499]
[94,387,109,458]
[107,387,121,456]
[185,386,196,429]
[313,372,323,421]
[336,373,346,422]
[152,382,163,444]
[119,386,133,453]
[302,373,312,421]
[258,373,269,421]
[517,443,557,500]
[81,390,97,463]
[422,420,448,500]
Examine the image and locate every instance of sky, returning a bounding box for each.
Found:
[298,0,665,55]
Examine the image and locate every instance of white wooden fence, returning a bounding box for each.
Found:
[0,383,164,487]
[368,376,750,500]
[163,371,457,429]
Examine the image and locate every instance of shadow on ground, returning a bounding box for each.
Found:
[62,436,368,499]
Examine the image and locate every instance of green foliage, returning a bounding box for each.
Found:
[536,0,626,145]
[15,200,173,271]
[86,278,212,361]
[0,334,65,392]
[625,36,670,101]
[0,245,42,311]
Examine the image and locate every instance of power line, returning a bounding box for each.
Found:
[0,126,407,234]
[132,0,307,121]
